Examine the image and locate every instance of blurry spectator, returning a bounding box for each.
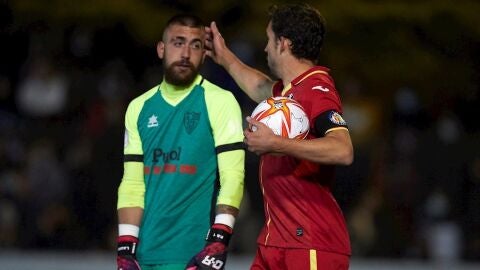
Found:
[0,198,20,247]
[0,75,12,109]
[20,138,70,248]
[464,153,480,260]
[66,59,132,249]
[422,189,462,267]
[25,139,68,211]
[342,79,383,147]
[0,167,26,248]
[68,26,94,59]
[16,56,69,119]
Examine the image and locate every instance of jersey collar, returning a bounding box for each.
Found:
[160,74,203,95]
[280,66,330,96]
[291,66,330,86]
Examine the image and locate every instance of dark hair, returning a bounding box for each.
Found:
[165,13,205,30]
[269,4,326,64]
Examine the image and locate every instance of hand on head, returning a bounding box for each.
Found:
[205,22,228,65]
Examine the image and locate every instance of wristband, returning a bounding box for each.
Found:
[206,224,232,245]
[119,224,140,237]
[214,214,235,228]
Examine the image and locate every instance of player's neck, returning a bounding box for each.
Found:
[279,58,315,87]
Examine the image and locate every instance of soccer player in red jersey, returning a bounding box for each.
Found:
[205,3,354,270]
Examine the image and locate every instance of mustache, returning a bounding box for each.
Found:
[172,59,194,68]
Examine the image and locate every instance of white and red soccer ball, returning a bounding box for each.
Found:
[250,96,309,139]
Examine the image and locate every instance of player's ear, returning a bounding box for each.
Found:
[279,37,291,53]
[157,41,165,59]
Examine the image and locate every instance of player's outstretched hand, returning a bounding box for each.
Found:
[117,235,141,270]
[205,22,232,67]
[185,224,232,270]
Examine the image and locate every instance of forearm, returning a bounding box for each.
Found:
[216,204,239,217]
[118,207,144,226]
[219,47,273,103]
[272,130,354,165]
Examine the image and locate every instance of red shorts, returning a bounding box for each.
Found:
[250,245,350,270]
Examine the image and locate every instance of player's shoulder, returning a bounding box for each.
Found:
[201,78,236,100]
[128,85,158,106]
[202,78,229,93]
[126,85,159,113]
[299,72,338,96]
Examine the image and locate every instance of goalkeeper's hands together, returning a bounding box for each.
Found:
[186,223,233,270]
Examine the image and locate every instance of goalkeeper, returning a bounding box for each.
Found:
[116,13,245,270]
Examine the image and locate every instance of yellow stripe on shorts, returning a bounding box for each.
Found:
[310,249,317,270]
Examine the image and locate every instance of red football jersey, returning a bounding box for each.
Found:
[257,66,351,256]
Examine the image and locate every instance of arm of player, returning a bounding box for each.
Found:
[117,159,145,270]
[117,100,146,270]
[205,21,273,103]
[244,116,354,165]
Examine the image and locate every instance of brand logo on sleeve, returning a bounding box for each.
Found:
[312,85,330,92]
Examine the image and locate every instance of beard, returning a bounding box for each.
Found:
[164,59,199,87]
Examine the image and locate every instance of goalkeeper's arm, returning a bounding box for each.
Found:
[116,158,145,270]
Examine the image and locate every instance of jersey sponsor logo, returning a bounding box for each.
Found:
[184,111,200,134]
[312,85,330,92]
[146,147,198,175]
[179,165,197,174]
[147,114,159,128]
[144,164,197,175]
[153,147,181,163]
[329,111,347,125]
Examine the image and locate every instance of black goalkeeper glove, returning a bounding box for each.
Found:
[185,224,233,270]
[117,235,141,270]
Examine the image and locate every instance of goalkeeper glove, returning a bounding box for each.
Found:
[186,223,233,270]
[117,235,141,270]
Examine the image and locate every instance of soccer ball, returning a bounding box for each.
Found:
[250,96,309,139]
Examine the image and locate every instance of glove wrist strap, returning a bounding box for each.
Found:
[206,224,232,245]
[117,235,139,256]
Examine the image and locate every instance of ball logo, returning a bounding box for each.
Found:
[250,96,309,139]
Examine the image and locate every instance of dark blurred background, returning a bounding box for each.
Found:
[1,0,479,265]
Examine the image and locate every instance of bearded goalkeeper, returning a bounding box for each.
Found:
[116,13,245,270]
